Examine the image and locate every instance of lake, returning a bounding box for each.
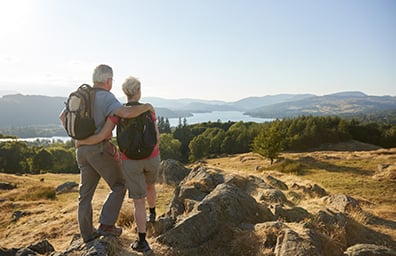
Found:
[0,111,274,142]
[167,111,273,127]
[0,136,72,143]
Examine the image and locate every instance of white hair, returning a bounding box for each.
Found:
[122,76,141,98]
[92,64,113,84]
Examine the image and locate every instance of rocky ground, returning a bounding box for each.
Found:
[1,147,396,256]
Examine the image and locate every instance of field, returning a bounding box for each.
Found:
[0,146,395,252]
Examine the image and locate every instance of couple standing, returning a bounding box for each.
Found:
[60,64,159,254]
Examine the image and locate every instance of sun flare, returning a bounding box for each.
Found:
[0,0,32,34]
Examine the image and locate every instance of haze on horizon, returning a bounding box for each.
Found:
[0,0,395,101]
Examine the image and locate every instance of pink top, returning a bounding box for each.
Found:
[109,112,160,160]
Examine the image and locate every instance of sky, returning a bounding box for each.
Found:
[0,0,395,102]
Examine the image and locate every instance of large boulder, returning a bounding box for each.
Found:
[254,222,330,256]
[321,194,361,213]
[157,182,273,249]
[158,159,191,185]
[166,166,225,219]
[274,228,321,256]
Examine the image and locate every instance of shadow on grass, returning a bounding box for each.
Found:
[368,215,396,230]
[346,216,396,250]
[296,156,374,176]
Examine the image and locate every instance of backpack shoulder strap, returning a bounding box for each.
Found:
[126,101,141,106]
[89,86,106,118]
[124,101,148,120]
[89,87,96,118]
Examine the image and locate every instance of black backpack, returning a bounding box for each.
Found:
[63,84,97,140]
[116,102,157,159]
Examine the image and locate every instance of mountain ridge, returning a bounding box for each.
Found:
[0,91,395,129]
[245,92,396,118]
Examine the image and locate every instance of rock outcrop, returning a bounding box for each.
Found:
[0,239,54,255]
[1,160,395,256]
[158,159,191,185]
[148,163,396,255]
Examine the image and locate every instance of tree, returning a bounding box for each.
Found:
[159,133,182,161]
[32,148,53,173]
[158,116,171,134]
[220,135,235,154]
[381,125,396,148]
[49,147,78,173]
[165,118,171,133]
[188,135,210,162]
[208,128,226,155]
[252,120,284,164]
[223,122,250,154]
[0,141,30,173]
[173,125,194,163]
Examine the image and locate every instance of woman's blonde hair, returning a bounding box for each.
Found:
[122,76,141,98]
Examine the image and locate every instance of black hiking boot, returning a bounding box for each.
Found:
[147,212,156,223]
[131,239,153,254]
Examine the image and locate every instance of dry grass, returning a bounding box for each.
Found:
[206,148,396,242]
[0,173,80,249]
[0,173,174,251]
[1,146,395,252]
[117,201,135,228]
[230,229,263,256]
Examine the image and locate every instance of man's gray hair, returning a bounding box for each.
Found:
[92,64,113,84]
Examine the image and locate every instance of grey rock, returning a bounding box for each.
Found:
[0,182,16,190]
[158,159,191,185]
[344,243,396,256]
[56,181,78,194]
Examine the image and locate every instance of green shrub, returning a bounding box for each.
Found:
[276,159,305,175]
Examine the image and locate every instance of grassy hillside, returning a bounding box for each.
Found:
[0,146,395,253]
[205,148,396,243]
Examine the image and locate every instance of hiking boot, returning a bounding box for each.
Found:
[97,224,122,237]
[147,212,156,223]
[83,229,100,243]
[131,239,153,254]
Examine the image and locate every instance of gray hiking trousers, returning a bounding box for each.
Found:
[76,141,126,242]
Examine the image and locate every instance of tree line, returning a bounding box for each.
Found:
[159,115,396,163]
[1,115,396,174]
[0,139,78,174]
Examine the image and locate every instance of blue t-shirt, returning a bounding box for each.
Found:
[93,90,122,134]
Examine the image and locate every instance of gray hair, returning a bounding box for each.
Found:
[92,64,113,84]
[122,76,141,98]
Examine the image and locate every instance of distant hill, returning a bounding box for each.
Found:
[0,91,395,130]
[142,97,227,110]
[245,91,396,118]
[227,94,315,110]
[142,94,315,111]
[0,94,65,127]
